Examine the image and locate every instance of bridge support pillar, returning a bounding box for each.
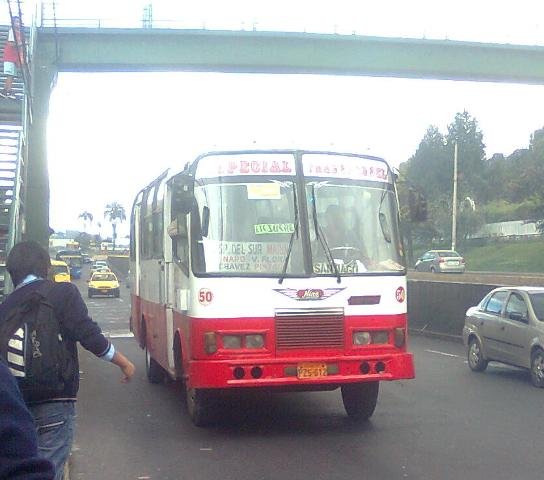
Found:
[26,62,57,247]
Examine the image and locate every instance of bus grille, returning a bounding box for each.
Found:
[275,308,345,350]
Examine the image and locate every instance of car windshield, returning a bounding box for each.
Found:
[437,251,461,257]
[92,274,116,281]
[52,265,69,275]
[529,293,544,321]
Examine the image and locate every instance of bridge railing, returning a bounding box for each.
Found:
[38,1,236,30]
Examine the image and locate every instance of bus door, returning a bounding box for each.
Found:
[167,176,193,371]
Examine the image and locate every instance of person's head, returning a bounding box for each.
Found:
[6,241,51,286]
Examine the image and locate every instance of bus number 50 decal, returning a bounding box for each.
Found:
[198,288,214,305]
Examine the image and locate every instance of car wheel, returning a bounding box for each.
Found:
[341,381,379,421]
[145,345,166,384]
[87,290,92,298]
[530,349,544,388]
[185,387,218,427]
[467,337,488,372]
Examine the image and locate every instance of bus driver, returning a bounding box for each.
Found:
[321,204,372,269]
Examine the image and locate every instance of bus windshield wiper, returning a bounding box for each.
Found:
[278,186,299,284]
[311,185,341,284]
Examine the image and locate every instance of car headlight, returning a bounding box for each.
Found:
[245,334,264,349]
[223,335,242,349]
[353,331,371,345]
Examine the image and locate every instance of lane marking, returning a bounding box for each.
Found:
[425,349,462,358]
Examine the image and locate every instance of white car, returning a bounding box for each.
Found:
[90,261,109,273]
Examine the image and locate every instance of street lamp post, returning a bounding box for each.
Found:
[451,141,458,251]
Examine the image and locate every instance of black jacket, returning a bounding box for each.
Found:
[0,280,110,403]
[0,359,55,479]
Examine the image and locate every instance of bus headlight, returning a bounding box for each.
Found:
[204,332,217,354]
[394,328,406,348]
[371,331,389,344]
[353,332,371,345]
[223,335,242,349]
[245,334,264,349]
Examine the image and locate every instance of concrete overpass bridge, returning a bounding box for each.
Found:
[6,23,544,253]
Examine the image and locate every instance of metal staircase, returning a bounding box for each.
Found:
[0,24,27,299]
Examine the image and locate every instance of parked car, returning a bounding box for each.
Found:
[463,286,544,387]
[414,250,465,273]
[88,271,120,298]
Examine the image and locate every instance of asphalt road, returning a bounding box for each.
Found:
[70,268,544,480]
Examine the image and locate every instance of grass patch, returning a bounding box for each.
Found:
[461,239,544,273]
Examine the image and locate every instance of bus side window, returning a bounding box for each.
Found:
[169,214,189,273]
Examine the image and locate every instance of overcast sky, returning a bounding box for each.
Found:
[4,1,544,239]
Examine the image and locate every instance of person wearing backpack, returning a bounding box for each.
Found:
[0,241,135,480]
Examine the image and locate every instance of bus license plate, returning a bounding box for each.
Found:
[101,289,108,294]
[297,363,327,379]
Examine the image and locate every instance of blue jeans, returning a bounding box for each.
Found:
[29,401,76,480]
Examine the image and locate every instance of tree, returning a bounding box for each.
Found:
[445,110,487,203]
[104,202,126,251]
[78,211,94,233]
[402,125,451,200]
[75,232,92,251]
[400,110,488,250]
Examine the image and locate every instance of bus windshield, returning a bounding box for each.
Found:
[307,182,404,274]
[191,152,404,277]
[193,153,303,275]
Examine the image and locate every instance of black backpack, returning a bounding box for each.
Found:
[0,281,73,402]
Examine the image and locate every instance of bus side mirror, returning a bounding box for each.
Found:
[408,189,427,222]
[201,206,210,238]
[171,175,194,214]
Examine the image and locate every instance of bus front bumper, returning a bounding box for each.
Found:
[187,352,414,390]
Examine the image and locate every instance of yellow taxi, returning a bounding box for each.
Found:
[87,271,120,298]
[50,260,71,283]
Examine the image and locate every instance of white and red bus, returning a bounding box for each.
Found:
[130,150,415,426]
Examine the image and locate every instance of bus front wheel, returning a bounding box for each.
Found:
[341,381,379,421]
[186,387,217,427]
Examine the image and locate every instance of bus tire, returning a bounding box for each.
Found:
[173,337,184,384]
[145,345,165,384]
[186,387,217,427]
[341,381,379,421]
